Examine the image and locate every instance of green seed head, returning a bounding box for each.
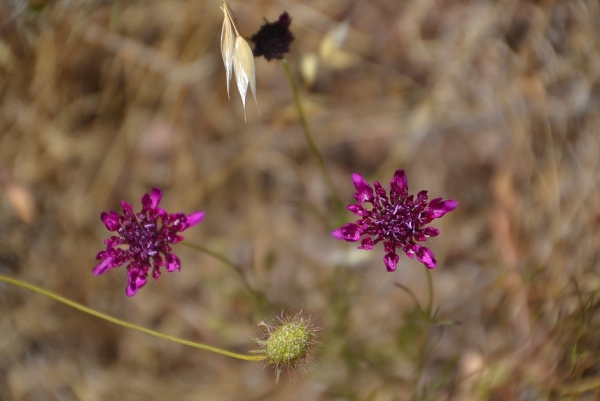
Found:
[265,319,311,364]
[253,309,322,383]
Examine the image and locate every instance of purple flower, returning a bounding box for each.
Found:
[332,170,458,272]
[93,188,204,296]
[251,12,295,61]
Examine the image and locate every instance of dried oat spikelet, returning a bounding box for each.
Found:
[220,1,235,98]
[220,1,259,119]
[252,309,322,383]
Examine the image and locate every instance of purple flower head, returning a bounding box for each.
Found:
[332,170,457,272]
[251,12,295,61]
[93,188,204,296]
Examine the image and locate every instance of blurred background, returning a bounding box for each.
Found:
[1,0,599,399]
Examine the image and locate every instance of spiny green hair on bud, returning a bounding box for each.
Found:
[252,309,322,383]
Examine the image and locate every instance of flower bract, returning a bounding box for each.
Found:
[93,188,204,296]
[332,170,458,272]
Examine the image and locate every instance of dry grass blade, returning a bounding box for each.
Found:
[233,36,258,119]
[220,2,235,98]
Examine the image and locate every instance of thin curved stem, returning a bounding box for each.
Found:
[182,242,269,309]
[0,275,265,362]
[424,266,434,319]
[410,266,437,400]
[394,283,425,316]
[281,58,343,216]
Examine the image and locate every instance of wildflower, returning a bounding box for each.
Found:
[332,170,458,272]
[252,310,322,383]
[93,188,204,296]
[220,1,258,117]
[251,12,294,61]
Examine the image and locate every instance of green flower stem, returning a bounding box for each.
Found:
[281,58,343,216]
[424,267,434,319]
[394,267,435,321]
[0,274,265,362]
[182,242,269,309]
[411,266,437,400]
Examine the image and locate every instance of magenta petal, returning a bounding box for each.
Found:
[170,234,185,244]
[156,208,168,219]
[428,198,458,218]
[423,227,440,237]
[331,223,362,242]
[331,228,344,240]
[141,193,151,209]
[93,257,114,275]
[126,283,138,297]
[373,181,387,197]
[149,188,163,208]
[404,243,417,259]
[347,204,360,214]
[416,190,428,203]
[416,246,436,268]
[121,200,132,213]
[101,211,120,231]
[384,252,399,272]
[165,254,181,272]
[348,204,369,216]
[141,188,162,209]
[358,237,374,250]
[126,274,147,297]
[185,211,205,229]
[351,173,374,202]
[104,236,122,247]
[390,169,408,193]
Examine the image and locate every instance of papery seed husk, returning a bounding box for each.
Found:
[220,4,235,98]
[233,36,259,116]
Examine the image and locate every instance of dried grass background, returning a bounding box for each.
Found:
[1,0,600,400]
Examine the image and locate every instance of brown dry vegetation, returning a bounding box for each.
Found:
[1,0,600,400]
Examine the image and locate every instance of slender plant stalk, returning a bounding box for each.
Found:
[395,267,435,320]
[281,58,343,216]
[411,266,437,400]
[424,267,434,319]
[0,275,265,362]
[182,242,269,309]
[183,242,252,292]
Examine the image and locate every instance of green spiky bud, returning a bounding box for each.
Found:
[252,309,322,383]
[265,318,311,363]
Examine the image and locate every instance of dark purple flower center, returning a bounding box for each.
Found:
[369,190,429,246]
